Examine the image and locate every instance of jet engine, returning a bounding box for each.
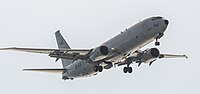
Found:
[90,46,110,61]
[139,48,160,63]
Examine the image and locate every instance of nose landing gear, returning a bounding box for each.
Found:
[155,39,160,46]
[155,33,164,46]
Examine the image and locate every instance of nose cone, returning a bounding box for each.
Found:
[164,20,169,25]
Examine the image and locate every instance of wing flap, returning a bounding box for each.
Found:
[23,68,66,74]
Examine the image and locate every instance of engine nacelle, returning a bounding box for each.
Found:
[140,48,160,63]
[90,46,109,61]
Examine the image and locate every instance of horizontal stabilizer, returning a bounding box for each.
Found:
[159,54,188,59]
[23,68,66,74]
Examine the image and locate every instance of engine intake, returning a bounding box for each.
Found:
[100,46,109,55]
[90,46,110,61]
[140,48,160,63]
[150,48,160,57]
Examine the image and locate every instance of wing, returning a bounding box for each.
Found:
[117,51,188,67]
[0,47,91,54]
[0,47,92,60]
[23,68,66,74]
[0,47,56,54]
[159,54,188,59]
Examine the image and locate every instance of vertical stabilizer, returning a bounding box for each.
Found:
[55,30,73,67]
[55,30,71,49]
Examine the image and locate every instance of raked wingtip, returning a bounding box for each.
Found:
[183,55,188,59]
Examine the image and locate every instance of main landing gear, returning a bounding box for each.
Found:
[94,66,103,72]
[123,65,133,73]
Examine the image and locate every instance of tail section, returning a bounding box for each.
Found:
[55,30,73,67]
[55,30,71,49]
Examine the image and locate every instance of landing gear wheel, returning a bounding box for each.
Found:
[155,41,160,46]
[94,66,103,72]
[94,66,98,72]
[123,67,133,73]
[128,67,133,73]
[123,67,128,73]
[98,66,103,72]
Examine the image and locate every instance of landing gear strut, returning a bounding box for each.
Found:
[155,33,164,46]
[94,66,103,72]
[123,65,133,73]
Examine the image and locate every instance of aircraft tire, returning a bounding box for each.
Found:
[155,42,160,46]
[123,67,128,73]
[94,66,98,72]
[98,66,103,72]
[128,67,133,73]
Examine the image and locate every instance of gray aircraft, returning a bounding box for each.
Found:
[0,16,187,80]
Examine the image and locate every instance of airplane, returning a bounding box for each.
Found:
[0,16,188,80]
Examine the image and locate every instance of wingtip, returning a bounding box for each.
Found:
[22,69,30,71]
[183,55,188,59]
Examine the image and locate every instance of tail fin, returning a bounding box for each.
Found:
[55,30,71,49]
[55,30,73,67]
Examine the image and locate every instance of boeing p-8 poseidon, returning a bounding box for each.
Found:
[0,16,187,80]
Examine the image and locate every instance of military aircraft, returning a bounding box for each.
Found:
[0,16,187,80]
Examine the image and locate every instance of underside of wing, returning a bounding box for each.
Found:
[23,68,66,74]
[0,47,91,54]
[0,47,56,54]
[117,51,188,67]
[159,54,188,59]
[0,47,92,60]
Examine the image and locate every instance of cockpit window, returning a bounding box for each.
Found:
[151,17,163,21]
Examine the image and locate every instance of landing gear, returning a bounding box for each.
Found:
[123,67,128,73]
[136,60,142,67]
[155,39,160,46]
[155,33,164,46]
[123,66,133,73]
[94,66,103,72]
[98,66,103,72]
[155,41,160,46]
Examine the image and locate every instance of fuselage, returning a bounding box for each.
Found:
[63,16,169,79]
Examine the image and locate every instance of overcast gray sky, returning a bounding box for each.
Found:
[0,0,199,94]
